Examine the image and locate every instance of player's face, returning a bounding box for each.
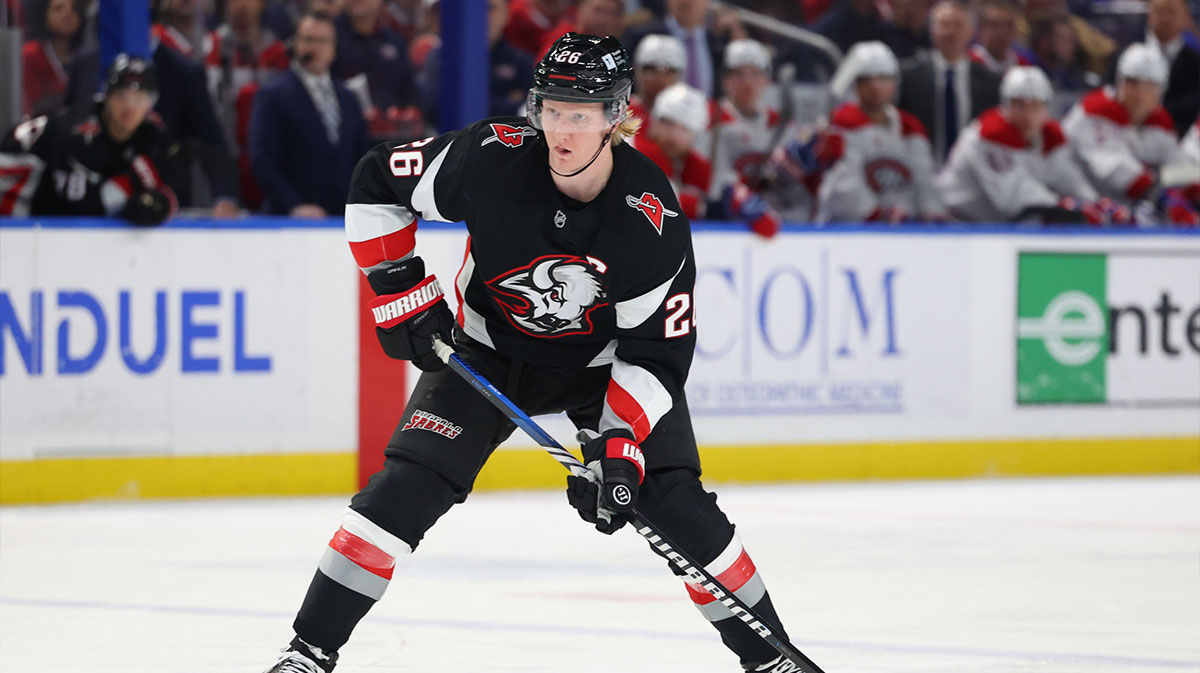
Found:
[1117,77,1163,124]
[636,65,681,104]
[105,88,154,137]
[1004,98,1048,139]
[651,118,695,159]
[723,65,768,111]
[855,76,896,110]
[541,99,611,172]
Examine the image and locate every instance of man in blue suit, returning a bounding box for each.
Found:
[250,9,372,217]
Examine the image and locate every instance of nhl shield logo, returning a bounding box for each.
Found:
[625,192,678,234]
[554,209,566,228]
[482,123,538,148]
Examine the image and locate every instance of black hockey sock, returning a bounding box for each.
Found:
[711,589,790,671]
[293,569,379,652]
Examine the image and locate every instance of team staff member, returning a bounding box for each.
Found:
[264,33,799,673]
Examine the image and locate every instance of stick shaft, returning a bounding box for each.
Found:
[430,339,825,672]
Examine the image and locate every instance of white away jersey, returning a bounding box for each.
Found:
[816,102,944,222]
[702,99,783,199]
[938,108,1097,222]
[1062,87,1182,201]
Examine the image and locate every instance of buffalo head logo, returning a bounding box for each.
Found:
[487,256,607,337]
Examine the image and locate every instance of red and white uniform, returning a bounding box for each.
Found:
[816,102,943,222]
[1062,87,1182,202]
[703,98,783,199]
[628,133,711,219]
[969,44,1032,76]
[939,109,1098,221]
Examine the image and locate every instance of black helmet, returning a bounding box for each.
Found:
[104,54,158,97]
[528,33,633,130]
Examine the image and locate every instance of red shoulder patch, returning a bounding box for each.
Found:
[830,103,871,130]
[681,151,712,193]
[978,108,1026,149]
[1143,106,1176,133]
[817,131,845,165]
[898,110,928,138]
[710,100,736,127]
[1040,119,1066,154]
[1081,88,1130,127]
[632,135,675,179]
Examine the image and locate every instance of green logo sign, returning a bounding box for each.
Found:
[1016,253,1107,403]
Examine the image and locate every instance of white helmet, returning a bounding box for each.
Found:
[724,39,770,72]
[1116,43,1168,85]
[635,34,686,72]
[1000,66,1053,102]
[652,83,710,135]
[846,41,899,79]
[829,41,898,101]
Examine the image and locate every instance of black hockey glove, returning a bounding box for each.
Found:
[366,256,456,372]
[120,188,173,226]
[566,430,645,535]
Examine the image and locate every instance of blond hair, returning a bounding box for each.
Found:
[611,112,643,145]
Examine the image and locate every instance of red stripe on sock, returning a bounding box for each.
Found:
[329,528,395,579]
[685,550,758,605]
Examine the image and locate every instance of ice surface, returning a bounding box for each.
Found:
[2,476,1197,672]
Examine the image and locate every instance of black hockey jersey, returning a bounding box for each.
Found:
[346,116,696,443]
[0,103,180,222]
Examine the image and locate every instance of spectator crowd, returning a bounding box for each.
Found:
[2,0,1199,228]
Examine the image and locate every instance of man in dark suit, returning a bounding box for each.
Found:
[622,0,727,99]
[250,10,371,217]
[898,0,1001,163]
[1146,0,1200,138]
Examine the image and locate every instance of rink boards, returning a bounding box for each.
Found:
[1,218,1197,503]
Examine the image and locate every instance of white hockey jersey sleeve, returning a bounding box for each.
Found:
[816,144,877,222]
[967,138,1059,219]
[1044,143,1099,203]
[906,133,945,218]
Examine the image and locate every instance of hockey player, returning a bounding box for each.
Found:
[628,33,686,133]
[938,66,1112,223]
[628,82,713,219]
[1062,43,1200,225]
[817,41,944,223]
[0,54,179,224]
[264,33,798,673]
[706,39,785,203]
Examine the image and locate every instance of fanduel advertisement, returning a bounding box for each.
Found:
[0,228,358,460]
[1016,251,1200,406]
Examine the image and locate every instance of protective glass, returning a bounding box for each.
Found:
[527,91,626,133]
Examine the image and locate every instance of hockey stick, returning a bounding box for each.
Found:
[431,338,825,672]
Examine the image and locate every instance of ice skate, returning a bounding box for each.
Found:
[263,638,337,673]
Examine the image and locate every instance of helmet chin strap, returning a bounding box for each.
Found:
[548,124,616,178]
